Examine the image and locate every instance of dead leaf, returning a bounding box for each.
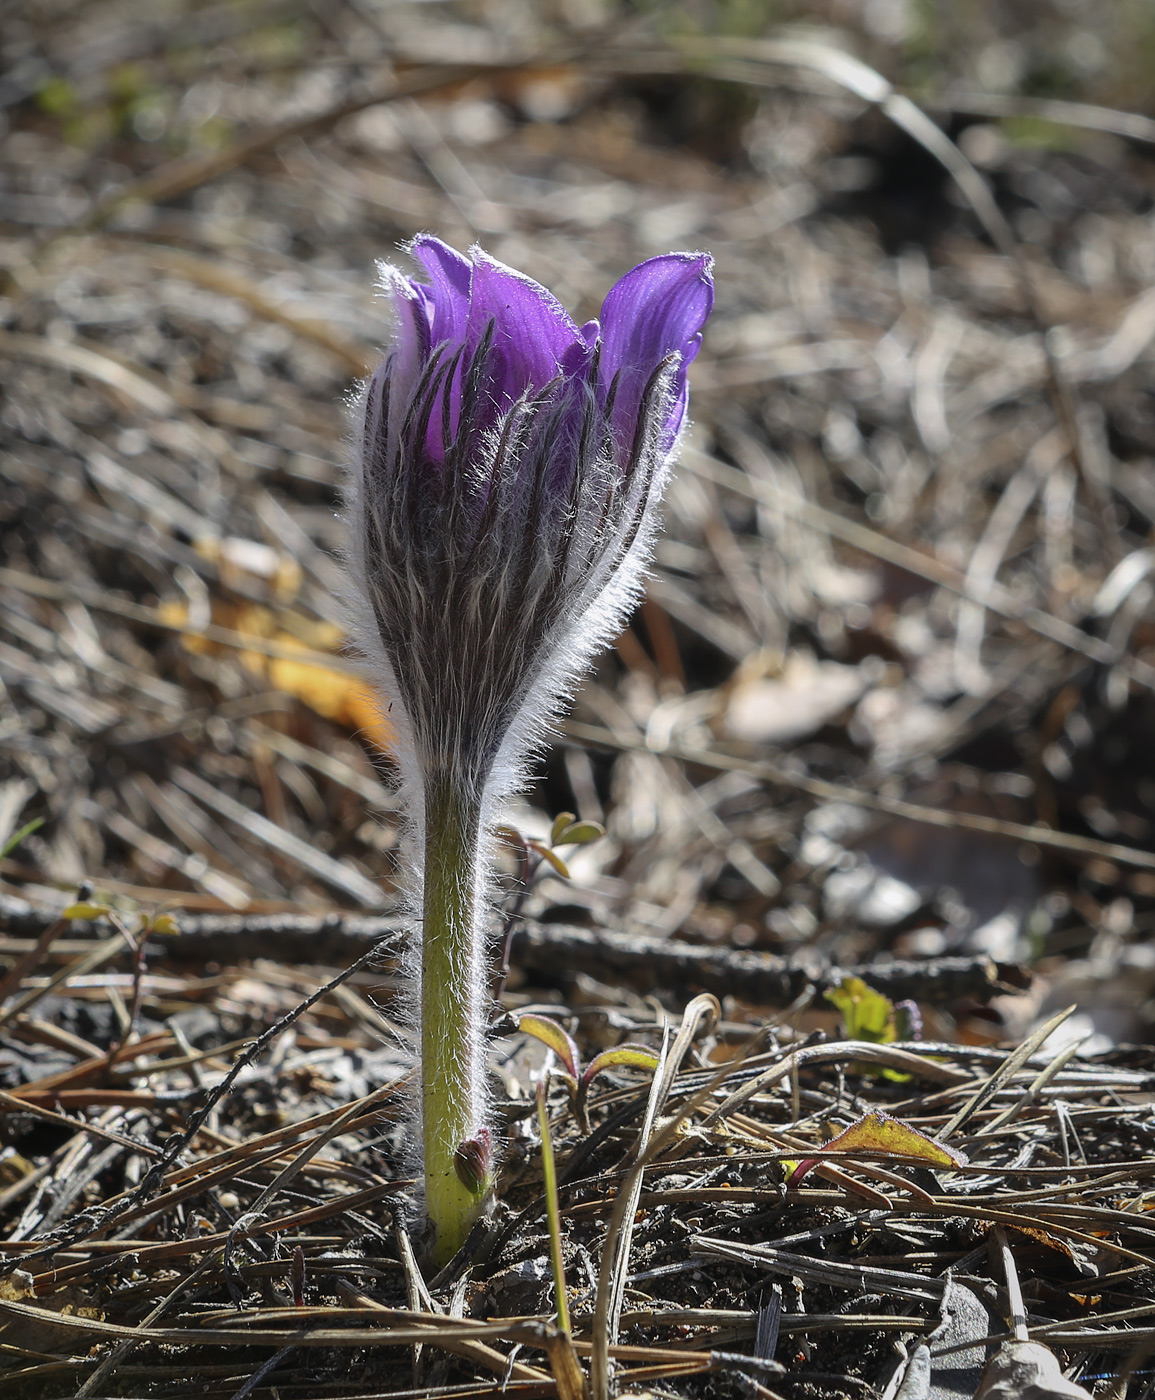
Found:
[974,1340,1093,1399]
[925,1280,990,1400]
[192,535,302,601]
[788,1110,965,1187]
[723,652,867,743]
[159,599,394,752]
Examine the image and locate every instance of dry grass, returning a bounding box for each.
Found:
[4,1,1155,1395]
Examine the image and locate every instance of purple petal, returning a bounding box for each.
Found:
[409,235,472,347]
[600,253,714,370]
[380,268,436,453]
[559,334,595,380]
[385,273,431,371]
[597,253,714,444]
[465,249,583,407]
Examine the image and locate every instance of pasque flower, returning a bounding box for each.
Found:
[345,236,713,1264]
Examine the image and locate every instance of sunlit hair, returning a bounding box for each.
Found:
[344,236,713,1261]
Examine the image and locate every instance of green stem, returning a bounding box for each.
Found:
[537,1079,570,1335]
[421,775,491,1266]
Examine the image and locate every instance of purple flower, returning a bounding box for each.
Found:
[344,238,712,1264]
[348,236,714,798]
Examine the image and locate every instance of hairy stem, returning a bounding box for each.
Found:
[421,774,491,1266]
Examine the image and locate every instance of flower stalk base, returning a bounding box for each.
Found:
[421,777,492,1266]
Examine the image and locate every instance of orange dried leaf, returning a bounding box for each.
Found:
[336,685,396,755]
[159,600,395,753]
[975,1221,1081,1265]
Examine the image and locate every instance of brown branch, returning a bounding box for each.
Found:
[0,899,1020,1005]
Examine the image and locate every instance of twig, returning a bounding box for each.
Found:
[925,89,1155,148]
[667,38,1095,509]
[0,903,1017,1004]
[0,917,66,1006]
[0,1090,162,1159]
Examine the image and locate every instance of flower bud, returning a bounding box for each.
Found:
[346,236,714,806]
[343,237,713,1265]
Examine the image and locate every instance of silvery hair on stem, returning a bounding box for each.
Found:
[343,235,714,1263]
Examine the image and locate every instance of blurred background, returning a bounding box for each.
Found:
[4,0,1155,1051]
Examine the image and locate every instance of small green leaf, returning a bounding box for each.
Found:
[148,913,180,936]
[36,76,80,118]
[581,1044,660,1089]
[527,840,570,879]
[61,901,112,922]
[517,1014,580,1082]
[554,820,606,847]
[826,976,913,1081]
[549,811,577,847]
[574,1042,660,1134]
[826,976,895,1043]
[0,818,43,860]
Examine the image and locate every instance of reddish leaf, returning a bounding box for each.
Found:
[787,1110,966,1187]
[518,1014,581,1082]
[580,1044,661,1089]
